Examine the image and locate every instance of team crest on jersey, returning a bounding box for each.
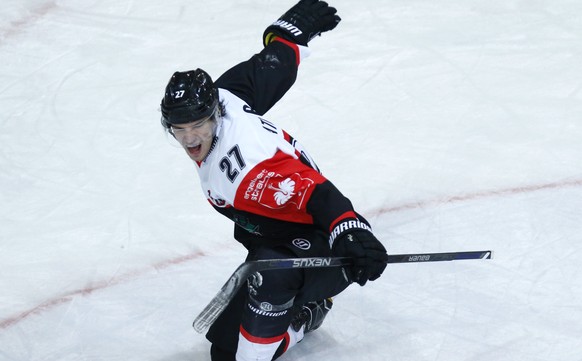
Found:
[243,171,313,210]
[271,178,295,205]
[260,174,312,209]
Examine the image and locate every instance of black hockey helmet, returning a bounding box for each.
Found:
[160,69,218,129]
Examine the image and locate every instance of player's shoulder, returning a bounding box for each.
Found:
[218,89,276,134]
[219,88,261,118]
[218,88,242,105]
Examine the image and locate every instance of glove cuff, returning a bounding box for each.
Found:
[263,21,308,46]
[263,31,278,46]
[329,219,373,248]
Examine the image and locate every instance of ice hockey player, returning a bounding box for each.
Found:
[159,1,388,360]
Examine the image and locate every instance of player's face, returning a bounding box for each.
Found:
[170,115,216,162]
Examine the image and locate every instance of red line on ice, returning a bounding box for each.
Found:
[367,178,582,216]
[0,251,205,330]
[1,177,581,330]
[0,1,57,43]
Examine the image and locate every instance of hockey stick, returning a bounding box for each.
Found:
[192,250,492,333]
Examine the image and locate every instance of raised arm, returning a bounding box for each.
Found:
[215,0,340,115]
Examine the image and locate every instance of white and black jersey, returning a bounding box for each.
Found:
[195,38,363,249]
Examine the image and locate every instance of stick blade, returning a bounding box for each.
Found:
[455,250,492,260]
[192,262,256,334]
[387,250,493,263]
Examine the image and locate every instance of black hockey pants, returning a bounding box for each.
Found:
[206,229,350,361]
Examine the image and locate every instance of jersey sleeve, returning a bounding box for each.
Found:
[306,181,362,233]
[214,38,309,115]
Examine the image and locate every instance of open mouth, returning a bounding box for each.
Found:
[187,144,202,156]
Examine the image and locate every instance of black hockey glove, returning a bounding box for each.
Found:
[263,0,341,46]
[331,221,388,286]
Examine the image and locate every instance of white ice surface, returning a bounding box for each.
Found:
[1,0,582,360]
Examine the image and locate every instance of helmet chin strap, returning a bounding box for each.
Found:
[203,117,222,161]
[210,115,221,138]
